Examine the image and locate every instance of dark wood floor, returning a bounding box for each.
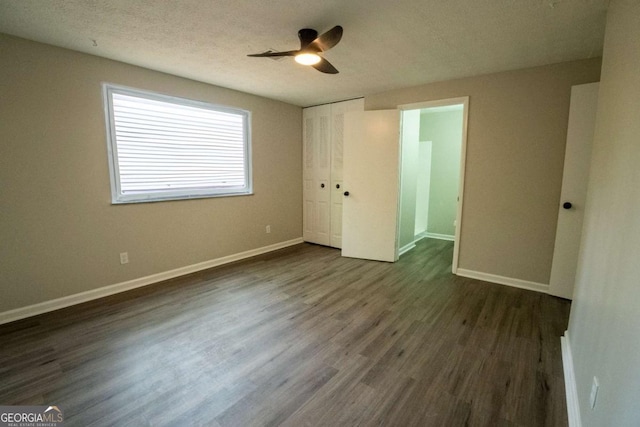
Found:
[0,239,570,426]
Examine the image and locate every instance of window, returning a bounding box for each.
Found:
[103,84,252,203]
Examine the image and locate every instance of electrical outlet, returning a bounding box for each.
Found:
[266,225,271,234]
[590,376,599,409]
[120,252,129,265]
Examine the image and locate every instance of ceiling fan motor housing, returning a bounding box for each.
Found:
[298,29,319,50]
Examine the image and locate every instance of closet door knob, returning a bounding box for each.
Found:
[343,191,350,197]
[320,183,325,188]
[336,184,341,189]
[563,202,572,210]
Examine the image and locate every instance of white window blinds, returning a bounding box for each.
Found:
[103,84,252,203]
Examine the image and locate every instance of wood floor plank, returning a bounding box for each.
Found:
[0,239,570,426]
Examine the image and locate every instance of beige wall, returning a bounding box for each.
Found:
[0,34,302,313]
[568,1,640,425]
[366,58,602,284]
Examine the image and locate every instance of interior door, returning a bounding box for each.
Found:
[342,110,401,262]
[548,82,599,299]
[302,105,331,246]
[330,98,364,248]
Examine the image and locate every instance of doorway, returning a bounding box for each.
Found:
[396,97,469,273]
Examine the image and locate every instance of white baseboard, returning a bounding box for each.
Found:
[422,232,455,241]
[0,238,304,325]
[561,331,582,427]
[456,268,549,294]
[398,243,416,256]
[401,232,455,257]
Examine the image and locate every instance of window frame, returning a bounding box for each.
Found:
[102,83,253,204]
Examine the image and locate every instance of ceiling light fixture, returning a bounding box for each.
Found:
[248,26,342,74]
[295,52,321,65]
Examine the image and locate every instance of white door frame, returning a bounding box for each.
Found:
[397,96,469,274]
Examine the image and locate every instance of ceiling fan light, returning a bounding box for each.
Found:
[295,53,321,65]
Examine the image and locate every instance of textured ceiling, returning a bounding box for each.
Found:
[0,0,608,107]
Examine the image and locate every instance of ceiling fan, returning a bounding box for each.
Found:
[247,26,343,74]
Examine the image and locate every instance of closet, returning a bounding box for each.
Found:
[302,98,364,248]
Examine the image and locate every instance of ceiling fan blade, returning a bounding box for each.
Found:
[247,50,298,57]
[312,57,339,74]
[308,26,343,52]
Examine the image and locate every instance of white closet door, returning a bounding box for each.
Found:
[302,105,331,246]
[302,107,316,242]
[302,108,316,242]
[330,98,364,248]
[315,106,331,245]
